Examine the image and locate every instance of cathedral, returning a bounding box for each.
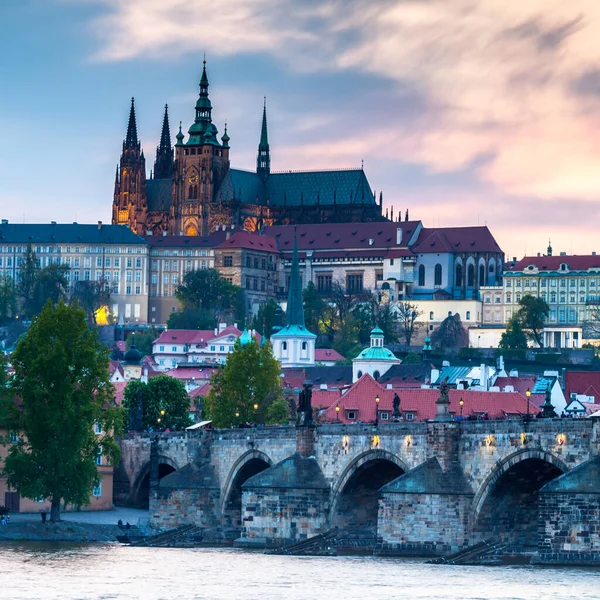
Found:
[112,61,385,236]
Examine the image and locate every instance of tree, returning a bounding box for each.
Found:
[167,307,214,330]
[175,268,245,325]
[0,301,122,522]
[0,274,17,325]
[375,298,400,344]
[430,314,468,348]
[396,301,422,345]
[204,339,282,428]
[499,316,528,350]
[18,245,39,319]
[251,299,282,337]
[122,375,192,431]
[126,329,161,357]
[517,294,549,347]
[583,304,600,340]
[32,264,70,314]
[70,279,111,325]
[302,282,326,334]
[402,351,422,364]
[332,314,363,359]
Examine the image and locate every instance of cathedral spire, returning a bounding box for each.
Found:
[154,104,174,179]
[286,228,305,328]
[257,97,270,179]
[125,97,139,148]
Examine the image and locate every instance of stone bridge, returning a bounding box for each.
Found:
[117,419,600,563]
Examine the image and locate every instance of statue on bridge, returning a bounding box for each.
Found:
[392,393,401,421]
[128,386,144,432]
[297,381,314,427]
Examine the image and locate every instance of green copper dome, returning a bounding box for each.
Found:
[239,328,252,345]
[356,346,398,361]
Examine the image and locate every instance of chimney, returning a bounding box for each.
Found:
[180,230,183,236]
[162,230,167,237]
[51,221,57,225]
[218,322,226,333]
[226,231,231,240]
[396,227,403,245]
[560,252,566,256]
[1,219,8,225]
[593,252,597,256]
[97,221,102,230]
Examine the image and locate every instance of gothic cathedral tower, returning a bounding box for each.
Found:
[112,98,147,235]
[171,60,230,236]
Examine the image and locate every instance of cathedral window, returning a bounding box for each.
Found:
[467,264,475,287]
[418,265,425,287]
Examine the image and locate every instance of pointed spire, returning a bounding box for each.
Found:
[547,238,553,257]
[154,104,174,179]
[285,228,305,329]
[257,97,271,178]
[176,121,184,146]
[405,209,409,222]
[221,121,230,148]
[125,97,139,148]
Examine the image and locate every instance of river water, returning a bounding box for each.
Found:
[2,543,600,600]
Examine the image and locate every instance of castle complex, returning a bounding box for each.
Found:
[112,61,384,237]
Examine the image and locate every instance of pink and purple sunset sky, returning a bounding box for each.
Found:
[2,0,599,259]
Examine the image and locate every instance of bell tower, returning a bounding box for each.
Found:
[171,60,230,235]
[112,98,147,234]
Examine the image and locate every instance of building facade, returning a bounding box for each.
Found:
[112,62,384,237]
[0,221,149,324]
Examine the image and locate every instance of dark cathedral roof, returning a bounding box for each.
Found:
[146,178,172,212]
[215,168,375,207]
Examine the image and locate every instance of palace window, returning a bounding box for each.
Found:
[317,274,332,292]
[346,273,363,293]
[434,264,442,286]
[418,264,425,287]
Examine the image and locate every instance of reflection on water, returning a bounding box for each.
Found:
[2,542,600,600]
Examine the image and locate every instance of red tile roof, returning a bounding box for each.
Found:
[164,367,216,380]
[508,255,600,272]
[216,230,279,253]
[153,326,258,347]
[321,373,539,423]
[315,348,345,362]
[189,383,212,400]
[494,376,537,395]
[112,382,127,405]
[565,371,600,401]
[264,221,420,253]
[412,226,503,254]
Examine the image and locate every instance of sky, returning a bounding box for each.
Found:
[1,0,599,259]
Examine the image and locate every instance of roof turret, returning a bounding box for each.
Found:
[221,122,230,148]
[175,121,184,146]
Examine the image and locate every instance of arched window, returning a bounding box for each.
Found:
[466,311,471,320]
[357,370,363,378]
[479,264,486,286]
[373,370,380,380]
[434,264,442,286]
[302,341,307,350]
[489,263,495,273]
[467,264,475,287]
[282,341,287,351]
[418,264,425,287]
[455,263,462,287]
[188,185,193,199]
[429,311,434,320]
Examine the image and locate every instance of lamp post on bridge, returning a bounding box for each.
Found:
[375,394,380,427]
[459,398,464,420]
[336,405,340,421]
[525,388,531,422]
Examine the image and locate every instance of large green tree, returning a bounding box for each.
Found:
[126,329,162,357]
[70,279,111,325]
[332,314,363,359]
[175,268,245,325]
[32,264,70,315]
[204,340,284,428]
[517,294,549,347]
[431,314,468,348]
[0,301,122,522]
[122,375,192,431]
[499,316,528,350]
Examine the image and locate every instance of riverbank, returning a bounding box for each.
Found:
[0,508,149,543]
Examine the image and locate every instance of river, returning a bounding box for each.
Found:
[2,543,599,600]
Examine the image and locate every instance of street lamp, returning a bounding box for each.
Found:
[235,410,240,427]
[459,398,464,420]
[375,394,380,426]
[336,405,340,421]
[525,388,531,421]
[253,403,259,425]
[157,409,165,432]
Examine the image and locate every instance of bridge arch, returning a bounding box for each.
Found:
[131,455,180,509]
[331,450,408,539]
[472,448,568,550]
[220,450,273,536]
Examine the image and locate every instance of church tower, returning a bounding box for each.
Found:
[271,229,316,367]
[257,98,270,179]
[171,60,230,236]
[112,98,147,234]
[153,104,174,179]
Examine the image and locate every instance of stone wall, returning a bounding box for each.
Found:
[377,492,472,556]
[537,492,600,565]
[238,487,330,548]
